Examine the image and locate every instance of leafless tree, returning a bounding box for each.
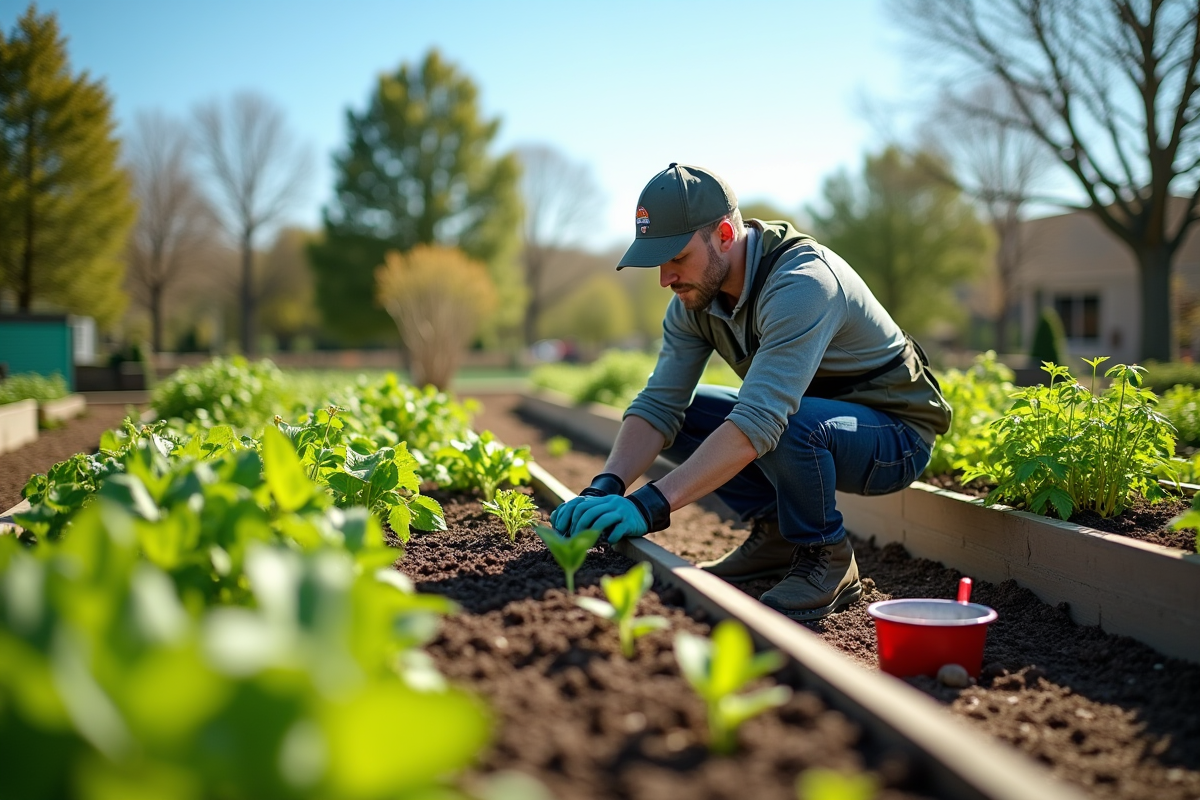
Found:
[125,111,218,352]
[920,82,1054,351]
[890,0,1200,361]
[516,144,602,346]
[192,92,310,355]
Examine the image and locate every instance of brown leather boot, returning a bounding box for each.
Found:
[759,537,862,621]
[697,519,794,582]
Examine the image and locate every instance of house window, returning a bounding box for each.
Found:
[1053,294,1100,342]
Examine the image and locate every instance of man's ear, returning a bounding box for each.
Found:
[717,218,736,252]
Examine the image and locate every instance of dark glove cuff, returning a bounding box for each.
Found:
[627,482,671,533]
[580,472,626,498]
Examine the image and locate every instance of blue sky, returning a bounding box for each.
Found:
[11,0,927,251]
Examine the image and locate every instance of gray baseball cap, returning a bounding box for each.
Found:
[617,163,737,269]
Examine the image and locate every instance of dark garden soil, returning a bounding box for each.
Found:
[401,491,929,800]
[0,404,133,511]
[468,393,1200,800]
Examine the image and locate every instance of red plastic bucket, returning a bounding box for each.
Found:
[867,598,998,679]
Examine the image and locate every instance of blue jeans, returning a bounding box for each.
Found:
[661,386,932,546]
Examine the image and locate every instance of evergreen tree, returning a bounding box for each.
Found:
[1029,306,1067,367]
[808,146,992,335]
[310,49,521,343]
[0,6,134,326]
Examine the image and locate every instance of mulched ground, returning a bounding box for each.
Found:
[919,474,1197,553]
[402,491,930,800]
[0,404,133,511]
[469,393,1200,800]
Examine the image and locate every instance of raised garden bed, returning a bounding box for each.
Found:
[0,398,37,455]
[513,390,1200,664]
[37,393,86,426]
[481,393,1200,800]
[403,487,1079,800]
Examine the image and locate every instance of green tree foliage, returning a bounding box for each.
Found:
[0,5,134,326]
[310,49,521,343]
[1029,306,1067,366]
[808,146,992,334]
[539,273,635,346]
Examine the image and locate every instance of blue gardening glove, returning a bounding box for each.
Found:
[556,483,672,543]
[550,472,625,533]
[567,494,648,543]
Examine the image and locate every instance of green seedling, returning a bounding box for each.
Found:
[796,768,878,800]
[546,435,572,457]
[482,488,541,541]
[534,524,601,593]
[576,561,669,658]
[674,619,792,755]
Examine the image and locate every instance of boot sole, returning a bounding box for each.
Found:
[767,580,864,622]
[697,564,791,583]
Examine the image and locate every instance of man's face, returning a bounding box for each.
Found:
[659,230,728,312]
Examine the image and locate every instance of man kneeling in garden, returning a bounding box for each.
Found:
[550,163,952,621]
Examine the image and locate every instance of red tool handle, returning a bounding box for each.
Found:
[957,577,973,603]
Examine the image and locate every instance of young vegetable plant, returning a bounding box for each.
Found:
[481,488,541,541]
[437,430,530,501]
[534,524,601,593]
[674,619,792,755]
[795,769,878,800]
[576,561,668,658]
[962,358,1177,519]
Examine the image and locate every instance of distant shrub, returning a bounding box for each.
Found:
[531,349,742,408]
[0,372,69,405]
[1029,306,1067,366]
[1141,361,1200,393]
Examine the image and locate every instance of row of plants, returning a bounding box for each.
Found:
[530,349,741,409]
[0,372,69,406]
[2,359,545,798]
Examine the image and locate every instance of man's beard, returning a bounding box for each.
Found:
[674,237,728,312]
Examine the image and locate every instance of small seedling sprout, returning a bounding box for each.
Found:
[1169,492,1200,552]
[546,435,572,457]
[534,524,600,593]
[674,619,792,755]
[795,768,878,800]
[576,562,668,658]
[482,488,541,541]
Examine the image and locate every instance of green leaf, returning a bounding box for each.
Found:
[98,474,161,522]
[387,503,412,544]
[262,427,313,513]
[575,596,617,620]
[796,768,878,800]
[710,618,755,699]
[534,525,600,593]
[408,495,446,532]
[344,446,391,482]
[717,685,791,731]
[1048,487,1074,521]
[630,615,669,637]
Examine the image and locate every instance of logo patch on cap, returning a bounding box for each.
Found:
[636,206,650,233]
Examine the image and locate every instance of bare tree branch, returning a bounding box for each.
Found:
[515,144,602,346]
[192,92,311,355]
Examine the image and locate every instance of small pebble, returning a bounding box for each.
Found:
[624,712,646,733]
[1074,708,1095,720]
[665,730,689,751]
[937,663,970,688]
[493,636,508,649]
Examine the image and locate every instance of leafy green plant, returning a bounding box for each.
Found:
[546,435,572,457]
[963,359,1177,519]
[152,356,285,431]
[482,489,541,541]
[0,371,68,404]
[926,350,1014,476]
[0,501,488,800]
[1158,383,1200,449]
[1141,360,1200,393]
[796,769,878,800]
[436,430,531,501]
[534,524,601,593]
[576,561,668,658]
[674,619,791,755]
